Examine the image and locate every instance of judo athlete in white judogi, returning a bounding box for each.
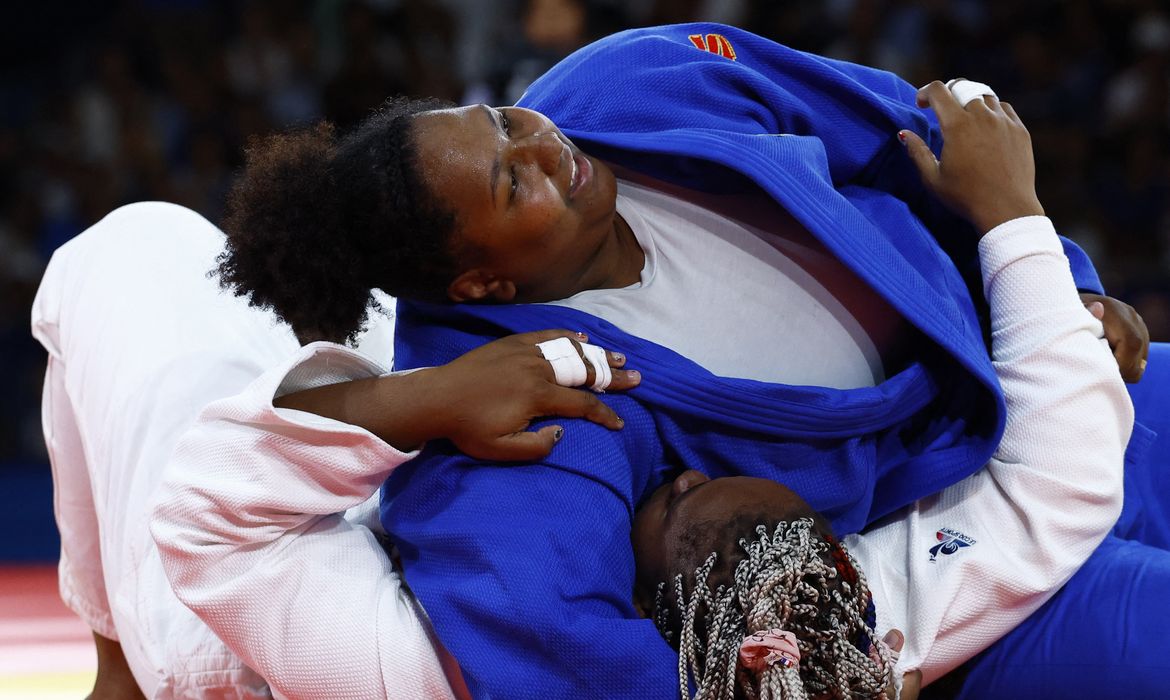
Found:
[31,201,631,698]
[30,201,443,698]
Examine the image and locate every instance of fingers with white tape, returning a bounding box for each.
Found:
[537,337,588,387]
[535,337,614,392]
[945,78,996,108]
[580,342,613,392]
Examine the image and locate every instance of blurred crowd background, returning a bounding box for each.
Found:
[2,0,1169,557]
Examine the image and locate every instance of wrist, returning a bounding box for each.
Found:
[973,200,1045,235]
[272,370,447,453]
[371,367,451,451]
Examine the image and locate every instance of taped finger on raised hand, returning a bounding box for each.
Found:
[580,342,614,392]
[945,78,997,108]
[536,337,588,387]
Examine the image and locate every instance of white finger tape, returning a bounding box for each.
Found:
[536,337,588,388]
[581,342,613,392]
[946,78,997,108]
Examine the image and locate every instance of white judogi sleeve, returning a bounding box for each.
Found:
[844,216,1131,685]
[151,342,463,700]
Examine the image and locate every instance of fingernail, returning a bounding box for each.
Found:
[575,331,588,341]
[628,370,641,383]
[882,629,903,648]
[553,427,564,442]
[613,352,626,365]
[897,130,908,145]
[615,417,625,428]
[1140,359,1148,373]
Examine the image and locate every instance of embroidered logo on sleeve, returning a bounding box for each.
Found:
[688,33,737,61]
[928,527,975,562]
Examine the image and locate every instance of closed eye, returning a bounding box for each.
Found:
[498,109,518,201]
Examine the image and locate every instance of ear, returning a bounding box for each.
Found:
[447,269,517,303]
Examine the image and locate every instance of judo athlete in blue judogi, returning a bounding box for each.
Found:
[203,22,1170,700]
[379,25,1170,699]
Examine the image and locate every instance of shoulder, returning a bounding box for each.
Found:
[520,23,769,104]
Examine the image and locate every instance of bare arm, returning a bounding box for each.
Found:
[274,330,637,460]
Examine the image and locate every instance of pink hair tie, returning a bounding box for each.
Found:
[738,629,801,672]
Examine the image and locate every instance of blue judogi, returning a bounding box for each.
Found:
[381,24,1158,698]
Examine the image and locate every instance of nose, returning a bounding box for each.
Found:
[512,130,564,176]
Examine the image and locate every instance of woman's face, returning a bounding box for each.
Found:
[410,105,636,303]
[631,470,822,612]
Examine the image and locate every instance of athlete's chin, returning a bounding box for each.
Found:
[588,160,619,211]
[572,178,618,227]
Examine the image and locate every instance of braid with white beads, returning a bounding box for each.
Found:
[653,519,896,700]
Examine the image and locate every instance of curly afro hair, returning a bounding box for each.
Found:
[218,96,458,344]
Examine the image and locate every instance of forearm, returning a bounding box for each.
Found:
[274,366,443,452]
[975,215,1129,563]
[980,216,1132,469]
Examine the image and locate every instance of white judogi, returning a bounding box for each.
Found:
[32,202,456,698]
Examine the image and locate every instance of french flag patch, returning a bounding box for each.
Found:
[929,527,975,562]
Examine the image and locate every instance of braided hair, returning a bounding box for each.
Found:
[653,519,895,700]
